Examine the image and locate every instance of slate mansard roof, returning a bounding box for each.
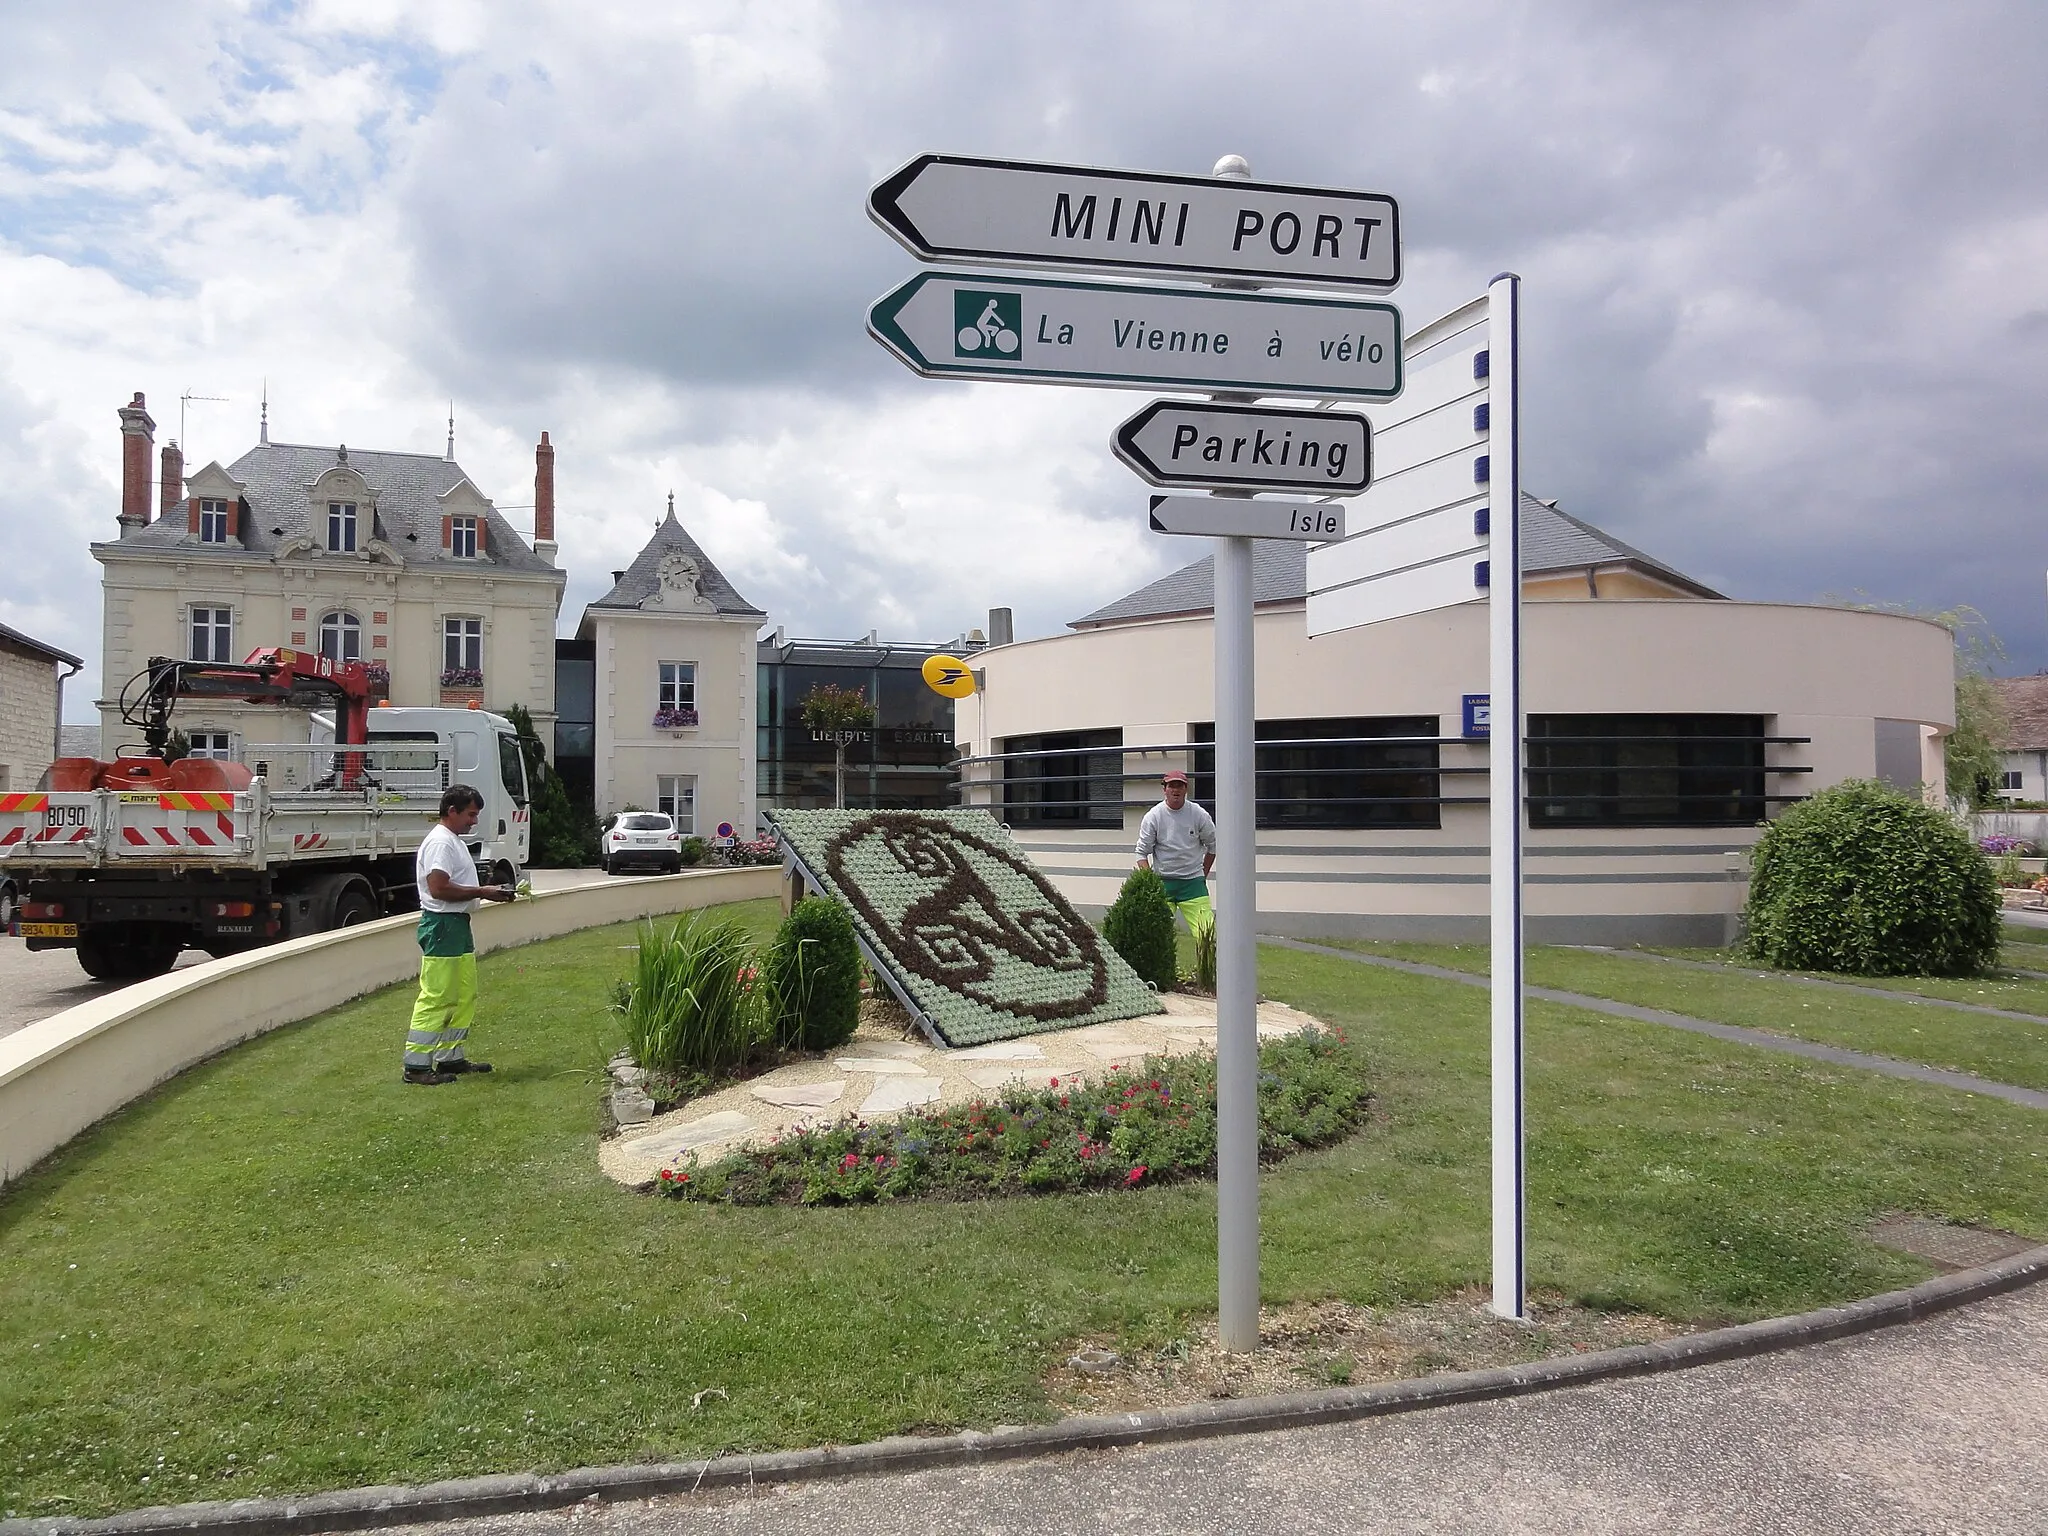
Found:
[1992,676,2048,754]
[98,440,558,575]
[582,509,766,622]
[1070,493,1722,629]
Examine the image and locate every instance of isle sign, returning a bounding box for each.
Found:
[869,154,1401,291]
[867,271,1403,399]
[1115,400,1371,494]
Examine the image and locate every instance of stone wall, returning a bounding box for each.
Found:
[0,645,58,793]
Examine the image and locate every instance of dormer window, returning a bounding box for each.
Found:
[449,515,478,559]
[328,501,357,553]
[199,499,230,543]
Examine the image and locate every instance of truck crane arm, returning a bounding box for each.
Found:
[121,648,390,769]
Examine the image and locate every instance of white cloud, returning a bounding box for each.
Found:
[7,0,2048,725]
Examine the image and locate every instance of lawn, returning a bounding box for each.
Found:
[3,899,2045,1518]
[1314,939,2048,1092]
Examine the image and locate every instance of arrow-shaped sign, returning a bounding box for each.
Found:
[1148,495,1347,542]
[1115,401,1372,494]
[868,154,1402,291]
[867,271,1403,399]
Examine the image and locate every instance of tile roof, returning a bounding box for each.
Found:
[767,809,1162,1047]
[0,621,83,669]
[583,509,765,620]
[1992,676,2048,752]
[1071,493,1720,628]
[98,441,560,576]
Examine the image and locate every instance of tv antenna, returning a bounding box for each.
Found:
[179,389,230,453]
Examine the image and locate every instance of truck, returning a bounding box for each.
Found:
[3,648,530,980]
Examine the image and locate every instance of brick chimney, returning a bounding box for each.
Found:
[118,391,155,537]
[533,429,558,565]
[160,440,184,524]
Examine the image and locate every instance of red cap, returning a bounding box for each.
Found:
[1162,769,1189,785]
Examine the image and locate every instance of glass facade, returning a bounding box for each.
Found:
[757,639,965,811]
[1526,714,1768,827]
[999,729,1125,826]
[1190,716,1442,829]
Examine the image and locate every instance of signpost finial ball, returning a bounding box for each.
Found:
[1211,154,1251,181]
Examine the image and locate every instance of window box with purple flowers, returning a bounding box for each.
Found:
[653,707,699,730]
[440,667,484,688]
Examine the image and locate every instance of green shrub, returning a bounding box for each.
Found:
[658,1027,1369,1204]
[1104,867,1177,988]
[612,914,764,1076]
[680,836,709,867]
[1743,779,2000,977]
[764,896,863,1052]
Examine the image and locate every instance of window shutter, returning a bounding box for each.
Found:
[441,514,452,552]
[227,499,241,539]
[187,497,201,534]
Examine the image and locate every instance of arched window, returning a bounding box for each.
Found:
[318,610,361,663]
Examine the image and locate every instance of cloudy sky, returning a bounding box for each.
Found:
[6,1,2048,716]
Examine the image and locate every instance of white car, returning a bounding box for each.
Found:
[601,812,682,875]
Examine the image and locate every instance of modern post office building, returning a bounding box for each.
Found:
[954,495,1954,945]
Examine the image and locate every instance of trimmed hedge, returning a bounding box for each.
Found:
[765,895,864,1051]
[1743,779,2000,976]
[1104,866,1178,989]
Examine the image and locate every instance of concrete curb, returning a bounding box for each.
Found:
[9,1243,2044,1536]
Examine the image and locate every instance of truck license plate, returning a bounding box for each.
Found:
[20,922,78,938]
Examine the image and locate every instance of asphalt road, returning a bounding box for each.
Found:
[0,868,615,1043]
[403,1283,2048,1536]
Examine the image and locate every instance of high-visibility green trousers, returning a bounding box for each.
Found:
[1160,875,1214,936]
[405,912,476,1070]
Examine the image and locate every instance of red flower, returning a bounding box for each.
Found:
[1125,1166,1148,1186]
[1049,1077,1061,1087]
[659,1169,673,1181]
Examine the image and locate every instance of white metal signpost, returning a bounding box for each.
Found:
[869,153,1402,290]
[868,151,1409,1352]
[1114,400,1372,495]
[867,271,1402,399]
[1305,278,1528,1321]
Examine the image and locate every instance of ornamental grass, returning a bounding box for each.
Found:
[657,1026,1369,1205]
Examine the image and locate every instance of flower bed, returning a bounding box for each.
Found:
[656,1026,1368,1204]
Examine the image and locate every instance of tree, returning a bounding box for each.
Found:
[1103,867,1178,989]
[504,703,597,866]
[799,682,876,810]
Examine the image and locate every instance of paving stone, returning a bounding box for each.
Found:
[954,1040,1048,1060]
[860,1077,945,1115]
[856,1040,933,1060]
[835,1056,936,1075]
[1079,1039,1143,1060]
[751,1081,847,1109]
[620,1110,755,1159]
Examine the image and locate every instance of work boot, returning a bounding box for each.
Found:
[402,1067,456,1086]
[438,1059,492,1074]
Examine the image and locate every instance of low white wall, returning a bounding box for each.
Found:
[0,867,779,1186]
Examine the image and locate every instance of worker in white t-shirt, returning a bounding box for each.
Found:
[1135,768,1217,934]
[402,784,515,1086]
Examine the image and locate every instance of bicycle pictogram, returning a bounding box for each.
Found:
[954,291,1021,357]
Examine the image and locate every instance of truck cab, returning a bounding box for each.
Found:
[316,706,533,880]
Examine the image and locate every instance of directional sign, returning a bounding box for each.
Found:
[1148,495,1346,542]
[1114,401,1371,494]
[869,154,1401,291]
[1307,296,1491,635]
[868,271,1403,399]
